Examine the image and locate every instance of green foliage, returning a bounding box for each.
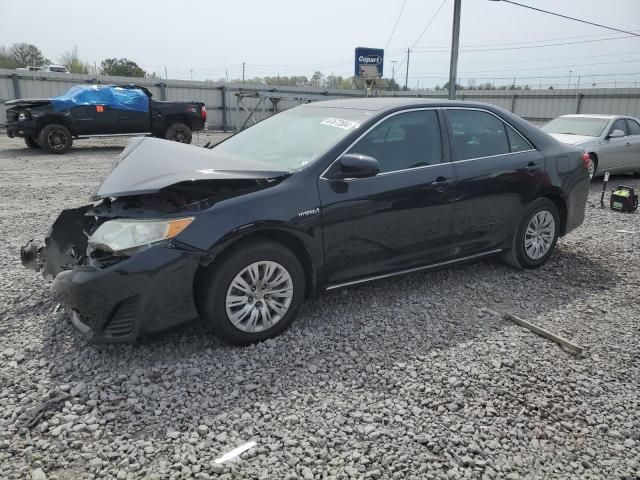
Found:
[100,58,146,77]
[8,43,49,67]
[0,45,19,69]
[59,46,90,74]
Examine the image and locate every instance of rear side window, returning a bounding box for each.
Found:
[610,119,628,136]
[446,109,510,161]
[347,110,443,173]
[506,124,531,152]
[626,119,640,135]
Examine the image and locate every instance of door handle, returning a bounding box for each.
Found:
[523,161,541,171]
[430,177,454,192]
[626,142,632,147]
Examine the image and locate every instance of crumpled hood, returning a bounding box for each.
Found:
[5,98,52,108]
[93,137,290,200]
[547,133,598,147]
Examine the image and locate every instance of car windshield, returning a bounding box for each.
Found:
[541,117,609,137]
[212,106,370,171]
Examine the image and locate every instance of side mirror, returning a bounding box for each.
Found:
[331,153,380,180]
[607,129,625,139]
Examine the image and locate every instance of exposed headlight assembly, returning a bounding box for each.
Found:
[88,217,194,254]
[18,111,30,122]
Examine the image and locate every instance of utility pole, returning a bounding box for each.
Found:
[568,70,572,89]
[190,69,193,81]
[391,60,397,81]
[242,62,245,84]
[405,48,410,90]
[448,0,462,100]
[164,66,168,81]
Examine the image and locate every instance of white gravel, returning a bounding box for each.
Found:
[0,133,639,479]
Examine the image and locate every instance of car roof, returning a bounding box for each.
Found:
[304,97,494,112]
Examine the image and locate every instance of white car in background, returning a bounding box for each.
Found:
[39,64,70,73]
[541,114,640,178]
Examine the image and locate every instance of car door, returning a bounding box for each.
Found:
[318,109,456,286]
[598,118,629,172]
[624,118,640,172]
[443,108,546,255]
[113,88,151,133]
[70,88,119,135]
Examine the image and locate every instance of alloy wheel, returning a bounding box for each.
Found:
[524,210,555,260]
[174,129,187,142]
[225,261,294,333]
[47,130,68,151]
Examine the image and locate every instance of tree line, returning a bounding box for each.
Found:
[0,43,147,77]
[1,42,539,90]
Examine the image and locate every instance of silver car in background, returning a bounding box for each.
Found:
[541,114,640,178]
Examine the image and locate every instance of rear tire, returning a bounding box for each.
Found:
[38,124,72,154]
[502,198,560,270]
[24,136,40,149]
[165,122,192,144]
[196,239,305,346]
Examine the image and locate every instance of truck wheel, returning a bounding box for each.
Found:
[165,123,192,144]
[24,136,40,149]
[38,124,73,154]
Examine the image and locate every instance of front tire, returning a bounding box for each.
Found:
[24,136,40,149]
[197,239,305,345]
[502,198,560,270]
[165,122,192,144]
[38,124,72,154]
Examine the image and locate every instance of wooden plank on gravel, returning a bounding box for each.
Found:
[483,308,584,355]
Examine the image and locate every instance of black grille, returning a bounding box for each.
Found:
[6,110,17,123]
[104,296,138,337]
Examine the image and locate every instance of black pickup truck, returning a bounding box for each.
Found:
[5,84,206,154]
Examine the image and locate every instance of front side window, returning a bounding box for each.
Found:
[347,110,442,173]
[610,119,628,136]
[447,109,510,161]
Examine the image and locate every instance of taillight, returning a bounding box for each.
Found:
[581,152,590,170]
[201,106,207,122]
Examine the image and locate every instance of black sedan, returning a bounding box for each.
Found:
[21,98,590,345]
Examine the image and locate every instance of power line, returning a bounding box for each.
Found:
[410,71,640,80]
[411,34,640,53]
[385,0,409,51]
[492,0,640,37]
[395,0,449,71]
[412,50,640,66]
[447,58,640,75]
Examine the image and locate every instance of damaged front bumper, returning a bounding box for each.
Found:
[6,121,38,139]
[21,207,204,343]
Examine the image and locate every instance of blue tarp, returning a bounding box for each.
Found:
[51,85,149,112]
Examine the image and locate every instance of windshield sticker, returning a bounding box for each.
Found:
[321,117,359,130]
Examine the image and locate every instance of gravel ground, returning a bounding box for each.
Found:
[0,134,639,480]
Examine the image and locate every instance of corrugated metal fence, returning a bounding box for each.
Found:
[2,68,640,130]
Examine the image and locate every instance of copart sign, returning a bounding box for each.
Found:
[354,47,384,77]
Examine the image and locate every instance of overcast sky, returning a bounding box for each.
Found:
[1,0,639,88]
